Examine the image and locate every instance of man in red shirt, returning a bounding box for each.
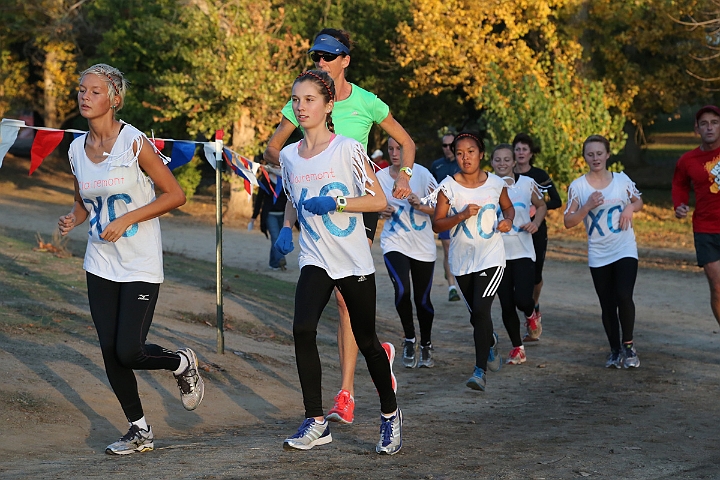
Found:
[673,105,720,326]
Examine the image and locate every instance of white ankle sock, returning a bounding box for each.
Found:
[173,352,189,376]
[131,416,148,431]
[382,410,397,419]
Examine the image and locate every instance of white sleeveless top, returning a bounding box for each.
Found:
[280,135,376,279]
[68,122,164,283]
[565,172,640,268]
[377,164,437,262]
[498,175,542,261]
[436,173,506,276]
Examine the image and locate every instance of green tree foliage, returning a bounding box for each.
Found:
[173,158,203,201]
[0,0,86,127]
[482,63,626,191]
[568,0,711,131]
[90,0,306,210]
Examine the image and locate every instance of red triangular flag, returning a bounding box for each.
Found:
[150,138,165,150]
[29,129,65,175]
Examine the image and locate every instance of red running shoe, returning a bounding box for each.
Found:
[524,310,542,341]
[506,346,527,365]
[326,390,354,424]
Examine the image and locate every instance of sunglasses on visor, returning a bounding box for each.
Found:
[310,52,342,63]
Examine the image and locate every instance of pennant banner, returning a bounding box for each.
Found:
[30,129,64,175]
[203,142,221,170]
[0,118,267,185]
[168,141,196,170]
[0,119,25,168]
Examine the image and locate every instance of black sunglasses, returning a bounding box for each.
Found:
[310,52,341,63]
[442,143,453,148]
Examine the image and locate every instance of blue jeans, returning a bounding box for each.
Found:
[267,212,285,268]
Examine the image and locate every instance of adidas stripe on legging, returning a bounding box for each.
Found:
[455,266,504,371]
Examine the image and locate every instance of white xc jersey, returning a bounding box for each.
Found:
[69,122,165,283]
[281,135,376,279]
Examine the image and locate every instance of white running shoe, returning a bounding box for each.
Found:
[105,425,154,455]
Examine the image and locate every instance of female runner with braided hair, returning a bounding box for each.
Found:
[264,29,410,425]
[274,70,403,455]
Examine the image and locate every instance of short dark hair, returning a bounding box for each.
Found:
[512,133,540,153]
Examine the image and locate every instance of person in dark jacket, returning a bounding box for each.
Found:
[251,164,288,270]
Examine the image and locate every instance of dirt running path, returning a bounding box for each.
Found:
[1,162,719,479]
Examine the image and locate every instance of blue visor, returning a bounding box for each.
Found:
[308,35,350,55]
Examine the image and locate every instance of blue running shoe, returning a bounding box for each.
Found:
[283,418,332,451]
[376,409,403,455]
[605,350,622,369]
[623,343,640,368]
[466,366,486,391]
[487,332,502,372]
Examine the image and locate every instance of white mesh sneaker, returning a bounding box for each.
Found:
[283,418,332,451]
[417,344,435,368]
[174,348,205,411]
[376,409,403,455]
[105,425,154,455]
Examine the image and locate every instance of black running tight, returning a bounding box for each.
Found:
[86,272,181,422]
[383,251,435,346]
[589,257,638,351]
[455,266,504,371]
[496,258,535,347]
[293,266,397,418]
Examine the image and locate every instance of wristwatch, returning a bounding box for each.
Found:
[336,196,347,213]
[399,166,413,178]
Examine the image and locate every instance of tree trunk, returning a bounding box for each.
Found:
[43,48,59,128]
[224,110,256,221]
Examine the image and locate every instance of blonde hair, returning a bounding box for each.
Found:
[79,64,128,112]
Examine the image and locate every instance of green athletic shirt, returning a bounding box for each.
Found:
[281,83,390,149]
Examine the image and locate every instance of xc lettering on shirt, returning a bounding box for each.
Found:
[509,202,526,233]
[587,205,623,236]
[388,206,410,233]
[83,193,139,239]
[409,208,427,231]
[297,181,357,242]
[452,204,498,239]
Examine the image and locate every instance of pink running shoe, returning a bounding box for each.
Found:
[382,342,398,393]
[326,390,354,424]
[506,346,527,365]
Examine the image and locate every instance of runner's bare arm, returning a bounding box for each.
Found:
[58,177,90,236]
[264,117,297,166]
[379,113,415,199]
